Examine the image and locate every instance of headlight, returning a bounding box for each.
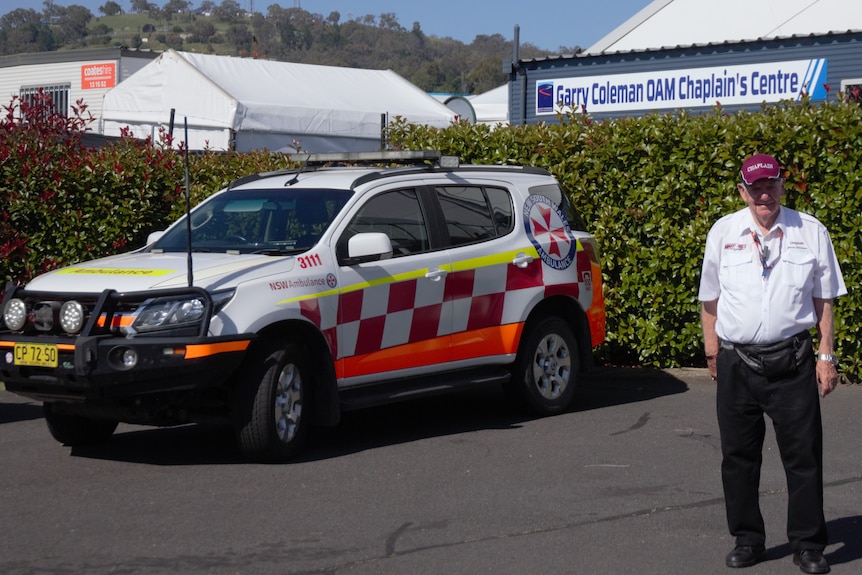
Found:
[3,298,27,331]
[132,295,207,333]
[59,300,86,334]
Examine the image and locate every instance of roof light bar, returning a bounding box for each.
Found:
[289,150,456,167]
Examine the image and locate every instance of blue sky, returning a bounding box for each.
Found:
[7,0,654,52]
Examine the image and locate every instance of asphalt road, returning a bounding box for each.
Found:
[1,368,861,575]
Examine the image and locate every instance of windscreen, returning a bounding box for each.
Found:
[153,188,352,254]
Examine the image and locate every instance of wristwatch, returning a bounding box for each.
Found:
[818,353,838,365]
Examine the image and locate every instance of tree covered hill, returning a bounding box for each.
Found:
[0,1,576,95]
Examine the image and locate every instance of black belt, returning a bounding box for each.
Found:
[720,330,811,354]
[720,331,811,377]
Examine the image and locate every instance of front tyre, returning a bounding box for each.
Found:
[43,403,119,446]
[234,341,311,462]
[508,316,579,416]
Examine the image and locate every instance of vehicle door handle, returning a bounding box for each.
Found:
[512,253,533,269]
[425,268,447,281]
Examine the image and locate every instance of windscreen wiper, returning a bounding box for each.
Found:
[253,248,307,256]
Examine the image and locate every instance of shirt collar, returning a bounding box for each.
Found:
[736,206,785,238]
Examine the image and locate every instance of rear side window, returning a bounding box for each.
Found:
[529,183,587,231]
[436,186,514,247]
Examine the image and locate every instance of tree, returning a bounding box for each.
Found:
[55,5,93,47]
[0,9,55,55]
[410,61,445,92]
[212,0,242,23]
[99,1,122,16]
[188,19,216,43]
[129,0,154,14]
[225,22,251,54]
[378,12,403,32]
[164,0,191,16]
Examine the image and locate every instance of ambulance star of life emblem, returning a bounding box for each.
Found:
[523,195,577,270]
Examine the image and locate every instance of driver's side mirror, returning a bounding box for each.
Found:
[146,231,165,246]
[340,232,393,265]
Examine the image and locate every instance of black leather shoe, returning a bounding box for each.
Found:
[725,545,766,568]
[793,549,830,574]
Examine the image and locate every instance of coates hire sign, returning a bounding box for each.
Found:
[536,59,828,115]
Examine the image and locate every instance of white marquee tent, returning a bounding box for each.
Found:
[587,0,862,54]
[100,49,457,152]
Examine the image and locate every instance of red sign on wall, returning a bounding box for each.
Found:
[81,63,116,90]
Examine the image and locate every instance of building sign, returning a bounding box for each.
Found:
[536,59,828,115]
[80,63,116,90]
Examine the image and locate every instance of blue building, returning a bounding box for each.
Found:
[508,0,862,124]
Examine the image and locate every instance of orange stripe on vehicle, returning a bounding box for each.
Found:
[0,342,75,351]
[337,335,451,378]
[185,340,251,359]
[335,323,525,379]
[97,315,134,327]
[588,260,606,347]
[451,323,524,362]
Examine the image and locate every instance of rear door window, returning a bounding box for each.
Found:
[435,185,514,248]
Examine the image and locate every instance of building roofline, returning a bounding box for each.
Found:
[585,0,674,55]
[517,28,862,65]
[0,47,160,69]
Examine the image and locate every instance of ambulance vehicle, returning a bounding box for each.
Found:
[0,151,605,461]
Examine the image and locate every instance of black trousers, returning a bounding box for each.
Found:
[716,343,827,551]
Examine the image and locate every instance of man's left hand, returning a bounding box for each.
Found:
[816,360,839,397]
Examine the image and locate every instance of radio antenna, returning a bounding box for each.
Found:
[184,118,193,287]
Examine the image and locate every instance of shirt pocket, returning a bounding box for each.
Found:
[719,250,760,289]
[781,249,816,296]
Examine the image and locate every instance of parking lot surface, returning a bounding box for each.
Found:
[1,368,860,575]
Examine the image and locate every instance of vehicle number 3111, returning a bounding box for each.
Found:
[297,253,323,269]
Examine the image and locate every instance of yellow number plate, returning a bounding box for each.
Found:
[13,343,59,368]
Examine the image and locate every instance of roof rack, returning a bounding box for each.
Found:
[288,150,460,168]
[227,150,461,189]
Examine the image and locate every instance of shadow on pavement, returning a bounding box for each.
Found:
[577,366,692,411]
[824,515,862,566]
[0,396,44,424]
[759,514,862,566]
[56,366,690,466]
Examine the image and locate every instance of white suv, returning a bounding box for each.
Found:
[0,151,605,461]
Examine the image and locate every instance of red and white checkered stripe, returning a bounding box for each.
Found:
[298,250,587,364]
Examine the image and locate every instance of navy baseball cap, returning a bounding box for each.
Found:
[740,153,782,185]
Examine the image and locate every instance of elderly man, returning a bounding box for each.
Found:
[699,153,846,574]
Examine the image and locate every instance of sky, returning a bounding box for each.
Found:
[6,0,656,52]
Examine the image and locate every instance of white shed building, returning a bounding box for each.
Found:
[0,47,158,126]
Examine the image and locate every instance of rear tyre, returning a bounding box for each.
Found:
[43,403,119,446]
[507,316,579,416]
[234,340,311,462]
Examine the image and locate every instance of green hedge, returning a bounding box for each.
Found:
[2,95,861,379]
[387,99,862,379]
